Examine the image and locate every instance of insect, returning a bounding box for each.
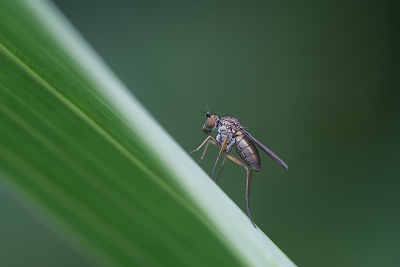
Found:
[189,109,288,228]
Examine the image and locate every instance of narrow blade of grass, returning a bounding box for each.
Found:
[0,0,296,266]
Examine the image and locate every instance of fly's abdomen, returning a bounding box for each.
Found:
[234,135,261,172]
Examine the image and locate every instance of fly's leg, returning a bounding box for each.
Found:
[197,139,218,164]
[189,135,212,154]
[189,135,220,163]
[210,133,229,178]
[215,155,227,183]
[226,154,256,228]
[189,135,218,154]
[246,170,254,226]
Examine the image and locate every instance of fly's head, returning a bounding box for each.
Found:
[202,112,219,135]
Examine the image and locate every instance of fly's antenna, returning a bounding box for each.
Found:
[207,104,220,116]
[199,110,211,118]
[204,103,211,118]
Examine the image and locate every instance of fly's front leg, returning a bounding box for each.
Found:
[189,135,220,164]
[197,139,219,164]
[226,154,256,228]
[189,135,211,154]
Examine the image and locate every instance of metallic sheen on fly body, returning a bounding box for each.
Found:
[189,108,288,228]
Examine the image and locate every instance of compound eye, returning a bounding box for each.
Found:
[204,117,215,129]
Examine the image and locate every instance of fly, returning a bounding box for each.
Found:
[189,109,288,228]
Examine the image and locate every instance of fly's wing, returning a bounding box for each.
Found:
[243,130,288,170]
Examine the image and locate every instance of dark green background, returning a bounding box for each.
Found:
[1,0,398,266]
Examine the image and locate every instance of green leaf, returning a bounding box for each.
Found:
[0,0,296,266]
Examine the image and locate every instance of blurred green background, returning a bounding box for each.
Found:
[1,0,398,266]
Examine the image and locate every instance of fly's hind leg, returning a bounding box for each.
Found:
[226,154,256,228]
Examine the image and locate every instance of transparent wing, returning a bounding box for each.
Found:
[243,130,288,170]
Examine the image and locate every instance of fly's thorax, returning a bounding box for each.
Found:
[217,124,226,134]
[220,115,242,128]
[217,117,242,136]
[216,130,234,147]
[234,133,261,172]
[215,124,235,150]
[216,116,242,151]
